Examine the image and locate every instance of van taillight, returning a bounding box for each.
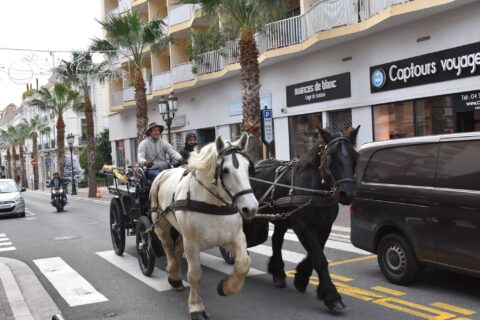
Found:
[350,202,356,214]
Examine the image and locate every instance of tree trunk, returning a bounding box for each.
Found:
[6,149,11,179]
[11,145,17,181]
[135,67,148,144]
[239,27,262,161]
[84,91,97,197]
[19,142,27,188]
[32,133,39,190]
[57,115,66,176]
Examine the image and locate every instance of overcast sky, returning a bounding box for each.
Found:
[0,0,103,109]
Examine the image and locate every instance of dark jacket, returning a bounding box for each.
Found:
[180,132,198,160]
[49,178,66,190]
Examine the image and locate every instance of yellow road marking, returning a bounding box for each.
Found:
[373,297,456,320]
[329,255,377,266]
[284,270,352,282]
[335,282,386,301]
[431,303,477,316]
[371,286,406,296]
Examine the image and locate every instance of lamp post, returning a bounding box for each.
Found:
[66,133,77,195]
[158,93,178,144]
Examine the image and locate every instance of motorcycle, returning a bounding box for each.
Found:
[49,183,68,213]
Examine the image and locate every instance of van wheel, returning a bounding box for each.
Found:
[377,233,420,285]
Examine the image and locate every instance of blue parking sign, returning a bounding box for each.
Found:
[261,107,273,146]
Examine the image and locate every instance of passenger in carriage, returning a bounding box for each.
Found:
[180,131,198,161]
[137,122,184,180]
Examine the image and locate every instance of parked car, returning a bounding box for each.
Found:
[351,132,480,284]
[0,179,26,218]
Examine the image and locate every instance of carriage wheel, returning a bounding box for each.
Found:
[110,199,125,256]
[219,247,235,265]
[136,216,156,276]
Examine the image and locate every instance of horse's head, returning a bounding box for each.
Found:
[215,133,259,220]
[319,126,360,205]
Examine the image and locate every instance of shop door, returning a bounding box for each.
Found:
[197,128,216,147]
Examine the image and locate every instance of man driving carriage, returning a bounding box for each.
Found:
[137,122,184,180]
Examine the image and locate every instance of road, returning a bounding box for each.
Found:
[0,191,479,320]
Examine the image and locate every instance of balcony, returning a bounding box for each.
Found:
[152,71,172,91]
[123,86,135,102]
[195,0,411,75]
[172,62,195,83]
[168,4,197,26]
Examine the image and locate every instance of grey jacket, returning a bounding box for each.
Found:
[137,137,182,170]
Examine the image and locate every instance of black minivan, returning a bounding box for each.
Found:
[351,132,480,284]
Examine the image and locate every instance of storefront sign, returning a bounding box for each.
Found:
[370,41,480,93]
[171,115,186,128]
[260,108,274,145]
[452,89,480,112]
[229,93,272,116]
[286,73,351,107]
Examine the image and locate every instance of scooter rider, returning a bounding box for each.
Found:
[137,122,184,179]
[49,172,67,203]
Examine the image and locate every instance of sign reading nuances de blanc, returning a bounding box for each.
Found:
[370,41,480,93]
[286,73,351,107]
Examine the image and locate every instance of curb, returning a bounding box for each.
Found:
[0,257,61,320]
[27,190,111,205]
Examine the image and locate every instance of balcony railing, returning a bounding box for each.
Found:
[195,0,411,75]
[123,86,135,102]
[152,71,172,90]
[169,4,196,26]
[111,91,123,106]
[172,62,195,83]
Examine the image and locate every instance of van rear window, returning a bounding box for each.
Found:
[436,140,480,191]
[363,144,437,187]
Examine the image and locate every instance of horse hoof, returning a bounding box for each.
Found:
[168,278,184,292]
[326,300,347,313]
[273,276,286,288]
[293,276,308,293]
[217,279,226,296]
[191,311,209,320]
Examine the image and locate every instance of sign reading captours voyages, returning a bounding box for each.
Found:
[286,73,351,107]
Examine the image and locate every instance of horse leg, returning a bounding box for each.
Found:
[217,232,251,296]
[293,255,313,293]
[268,222,288,288]
[183,242,208,320]
[152,214,184,291]
[294,227,345,313]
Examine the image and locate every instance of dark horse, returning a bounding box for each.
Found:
[250,126,360,312]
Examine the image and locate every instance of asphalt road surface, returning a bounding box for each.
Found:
[0,191,479,320]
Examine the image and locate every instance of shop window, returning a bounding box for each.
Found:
[373,102,415,141]
[289,112,322,159]
[414,97,454,136]
[329,110,352,135]
[230,123,244,141]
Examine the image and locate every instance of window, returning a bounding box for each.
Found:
[436,140,480,191]
[230,123,243,141]
[363,144,438,187]
[329,109,352,135]
[373,102,415,141]
[289,112,322,159]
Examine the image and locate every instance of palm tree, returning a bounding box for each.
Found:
[26,115,50,190]
[14,123,31,188]
[56,51,111,197]
[181,0,289,160]
[4,127,19,181]
[91,11,171,143]
[30,83,83,175]
[0,131,12,179]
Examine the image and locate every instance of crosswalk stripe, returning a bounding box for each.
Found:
[268,230,370,255]
[0,242,13,247]
[247,245,306,264]
[330,232,350,239]
[0,238,10,242]
[33,257,108,307]
[0,247,16,252]
[0,262,34,320]
[96,250,188,292]
[0,233,6,237]
[200,252,265,276]
[332,226,350,233]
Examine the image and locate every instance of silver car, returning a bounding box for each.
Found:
[0,179,26,218]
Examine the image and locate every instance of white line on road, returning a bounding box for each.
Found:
[0,233,5,237]
[96,250,188,292]
[0,237,10,242]
[332,226,351,233]
[24,217,37,221]
[0,242,13,247]
[0,247,16,252]
[0,262,34,320]
[33,257,108,307]
[25,210,36,216]
[199,252,265,276]
[247,245,306,264]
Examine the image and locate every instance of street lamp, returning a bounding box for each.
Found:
[66,133,77,195]
[158,93,178,144]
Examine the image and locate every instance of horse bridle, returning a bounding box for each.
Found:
[320,136,356,187]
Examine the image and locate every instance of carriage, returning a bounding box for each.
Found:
[103,165,164,276]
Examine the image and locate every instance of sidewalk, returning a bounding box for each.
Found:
[0,257,61,320]
[74,186,113,201]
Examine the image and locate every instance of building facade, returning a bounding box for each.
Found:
[102,0,480,167]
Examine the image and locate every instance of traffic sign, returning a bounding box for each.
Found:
[260,107,274,146]
[45,158,52,165]
[31,159,38,166]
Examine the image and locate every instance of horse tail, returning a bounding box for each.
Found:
[150,176,161,209]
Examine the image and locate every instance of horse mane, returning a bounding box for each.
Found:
[296,141,322,169]
[187,142,218,178]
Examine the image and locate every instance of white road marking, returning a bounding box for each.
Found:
[332,226,351,233]
[0,237,10,242]
[0,262,34,320]
[0,233,5,237]
[96,251,188,292]
[33,257,108,307]
[330,232,350,239]
[0,242,13,247]
[0,247,16,252]
[24,217,37,221]
[247,245,306,264]
[25,210,36,216]
[199,252,265,276]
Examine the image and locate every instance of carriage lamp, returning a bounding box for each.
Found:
[158,93,177,144]
[66,133,77,195]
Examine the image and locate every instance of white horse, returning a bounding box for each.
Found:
[150,133,258,320]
